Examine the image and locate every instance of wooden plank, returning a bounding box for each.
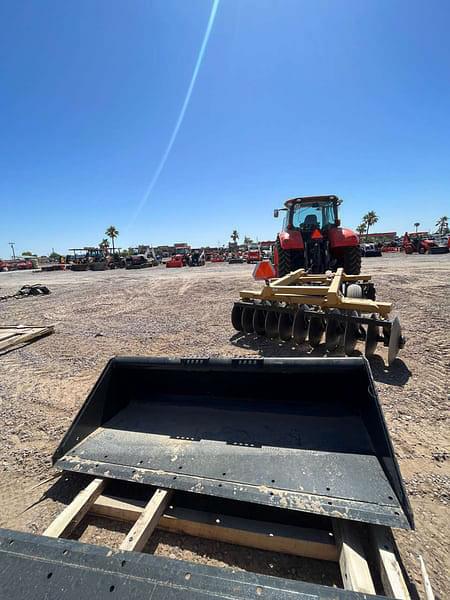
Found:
[0,325,54,351]
[92,494,338,561]
[119,488,172,552]
[92,494,146,522]
[370,526,411,599]
[43,477,106,539]
[419,555,435,600]
[0,331,20,342]
[333,520,376,594]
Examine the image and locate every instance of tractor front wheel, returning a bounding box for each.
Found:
[342,246,361,275]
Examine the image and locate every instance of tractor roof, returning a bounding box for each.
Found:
[284,195,339,208]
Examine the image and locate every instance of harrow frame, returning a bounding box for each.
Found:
[233,268,405,364]
[239,268,391,315]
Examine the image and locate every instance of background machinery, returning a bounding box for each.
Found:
[246,243,262,264]
[402,232,449,254]
[273,195,361,275]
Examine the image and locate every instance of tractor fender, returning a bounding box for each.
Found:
[278,230,304,250]
[328,227,359,248]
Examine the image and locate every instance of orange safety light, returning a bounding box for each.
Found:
[252,260,276,281]
[311,228,323,240]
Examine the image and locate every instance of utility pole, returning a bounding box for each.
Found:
[8,242,16,259]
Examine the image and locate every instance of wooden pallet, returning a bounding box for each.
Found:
[43,478,412,599]
[0,325,54,351]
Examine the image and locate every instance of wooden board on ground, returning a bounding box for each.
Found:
[43,478,106,539]
[92,493,338,562]
[119,489,173,552]
[39,477,411,599]
[0,325,54,351]
[333,520,376,595]
[371,526,411,600]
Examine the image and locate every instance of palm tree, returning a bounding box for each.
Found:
[230,230,239,244]
[99,238,109,252]
[105,226,119,254]
[356,223,366,237]
[435,216,449,235]
[413,222,420,234]
[363,211,379,240]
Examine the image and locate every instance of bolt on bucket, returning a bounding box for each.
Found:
[53,356,413,529]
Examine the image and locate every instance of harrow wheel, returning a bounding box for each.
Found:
[278,312,294,341]
[265,310,280,339]
[344,310,360,355]
[253,309,267,335]
[231,304,243,331]
[308,313,326,347]
[365,314,380,357]
[388,317,405,366]
[293,305,309,344]
[325,309,344,351]
[242,307,255,334]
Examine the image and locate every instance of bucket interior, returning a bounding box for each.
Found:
[54,357,412,529]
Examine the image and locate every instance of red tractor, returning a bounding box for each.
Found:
[402,232,440,254]
[273,195,361,276]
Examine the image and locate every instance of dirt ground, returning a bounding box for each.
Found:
[0,254,448,598]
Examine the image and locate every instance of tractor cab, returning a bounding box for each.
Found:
[279,196,341,234]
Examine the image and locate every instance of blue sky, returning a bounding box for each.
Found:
[0,0,449,256]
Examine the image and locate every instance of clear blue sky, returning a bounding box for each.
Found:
[1,0,449,256]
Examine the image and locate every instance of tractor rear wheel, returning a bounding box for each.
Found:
[342,246,361,275]
[276,238,291,277]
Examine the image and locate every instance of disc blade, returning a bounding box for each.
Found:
[278,312,294,341]
[308,313,325,347]
[344,310,359,355]
[231,304,243,331]
[253,309,266,335]
[365,314,380,357]
[242,307,255,333]
[293,305,308,344]
[265,311,280,339]
[325,309,344,351]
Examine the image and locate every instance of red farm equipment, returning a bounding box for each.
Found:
[403,232,449,255]
[246,244,262,264]
[273,195,361,276]
[166,254,184,268]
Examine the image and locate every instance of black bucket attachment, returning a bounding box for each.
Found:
[0,527,392,600]
[53,357,413,529]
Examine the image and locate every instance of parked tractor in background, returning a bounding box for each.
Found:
[273,195,361,276]
[246,243,262,264]
[402,232,446,254]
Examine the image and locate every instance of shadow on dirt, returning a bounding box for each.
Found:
[368,355,412,386]
[230,333,411,386]
[43,472,91,506]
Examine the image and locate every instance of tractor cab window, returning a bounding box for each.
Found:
[291,202,335,231]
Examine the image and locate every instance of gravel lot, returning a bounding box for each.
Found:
[0,254,448,597]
